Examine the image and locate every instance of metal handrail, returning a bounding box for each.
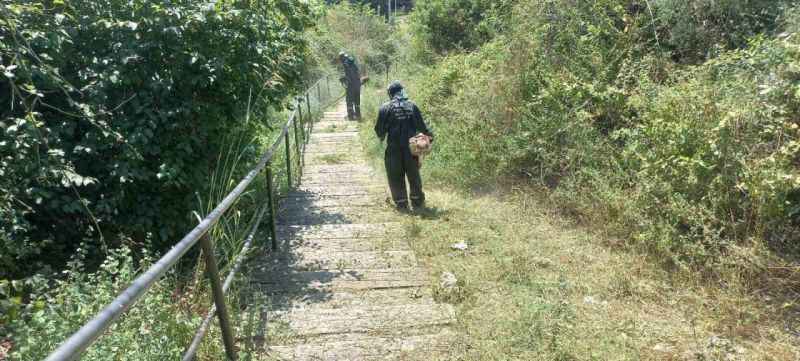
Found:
[44,74,341,361]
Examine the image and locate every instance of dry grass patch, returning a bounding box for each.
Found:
[397,187,798,361]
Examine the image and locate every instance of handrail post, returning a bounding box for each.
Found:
[293,109,302,177]
[305,92,312,120]
[297,99,303,127]
[326,75,331,97]
[265,164,278,251]
[284,130,292,188]
[199,235,237,360]
[305,92,313,145]
[316,82,321,106]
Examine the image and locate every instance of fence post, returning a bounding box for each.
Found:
[284,130,292,188]
[265,165,277,251]
[199,235,237,360]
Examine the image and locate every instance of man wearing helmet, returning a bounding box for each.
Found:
[338,51,361,120]
[375,81,434,211]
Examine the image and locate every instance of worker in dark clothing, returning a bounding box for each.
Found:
[375,81,433,211]
[338,52,361,120]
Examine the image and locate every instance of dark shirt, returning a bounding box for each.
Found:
[375,96,433,150]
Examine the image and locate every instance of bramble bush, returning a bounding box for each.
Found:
[406,0,800,283]
[0,0,312,279]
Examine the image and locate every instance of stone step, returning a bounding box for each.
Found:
[258,250,417,272]
[304,162,368,169]
[259,288,435,311]
[278,195,378,209]
[283,189,382,198]
[292,184,384,194]
[312,131,359,137]
[267,329,456,361]
[276,209,396,226]
[276,223,401,240]
[269,303,455,338]
[276,204,391,217]
[300,173,377,183]
[285,236,411,253]
[251,267,428,292]
[308,139,359,145]
[305,154,360,165]
[299,179,379,187]
[285,191,383,201]
[304,148,362,155]
[314,123,357,128]
[277,204,381,217]
[303,164,373,174]
[315,120,358,127]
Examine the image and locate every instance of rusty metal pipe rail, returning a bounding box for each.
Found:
[181,204,269,361]
[44,75,341,361]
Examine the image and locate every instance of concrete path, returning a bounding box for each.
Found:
[251,100,456,360]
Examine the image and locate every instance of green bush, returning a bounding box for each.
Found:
[306,3,397,77]
[1,247,198,360]
[625,35,800,263]
[0,0,312,278]
[409,0,517,56]
[407,0,800,275]
[650,0,791,63]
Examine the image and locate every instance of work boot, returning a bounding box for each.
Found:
[395,200,410,213]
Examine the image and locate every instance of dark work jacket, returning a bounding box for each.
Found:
[342,56,360,84]
[375,96,433,151]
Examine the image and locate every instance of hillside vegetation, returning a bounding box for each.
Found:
[1,0,317,359]
[1,0,313,279]
[403,0,800,294]
[349,1,800,359]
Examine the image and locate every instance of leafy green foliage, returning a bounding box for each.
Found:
[651,0,791,63]
[306,3,397,77]
[0,0,312,278]
[406,0,800,277]
[1,247,197,360]
[626,35,800,263]
[410,0,516,56]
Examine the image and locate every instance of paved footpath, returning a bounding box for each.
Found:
[250,100,456,360]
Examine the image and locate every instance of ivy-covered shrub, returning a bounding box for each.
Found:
[0,0,312,279]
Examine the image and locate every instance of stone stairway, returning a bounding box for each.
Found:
[250,100,456,360]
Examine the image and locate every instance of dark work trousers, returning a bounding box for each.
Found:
[385,146,424,209]
[345,81,361,120]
